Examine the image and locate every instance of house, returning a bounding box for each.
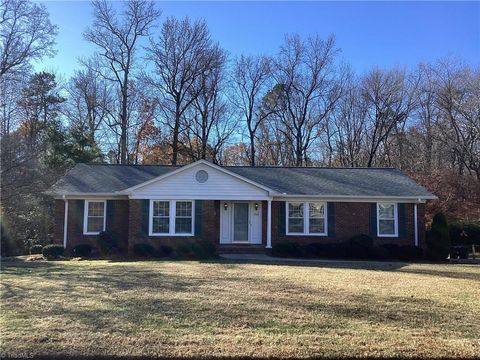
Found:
[48,160,436,254]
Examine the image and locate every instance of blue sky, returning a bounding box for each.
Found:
[35,1,479,78]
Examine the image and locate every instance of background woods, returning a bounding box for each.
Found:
[1,0,479,254]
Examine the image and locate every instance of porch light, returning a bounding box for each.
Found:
[224,202,228,210]
[255,203,259,211]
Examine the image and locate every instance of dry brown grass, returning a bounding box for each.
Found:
[1,259,479,358]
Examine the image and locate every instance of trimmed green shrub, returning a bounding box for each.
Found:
[427,212,450,260]
[272,242,302,257]
[157,245,174,258]
[349,234,374,248]
[133,243,155,257]
[450,220,480,246]
[96,231,118,255]
[42,244,64,259]
[176,243,193,259]
[72,244,93,257]
[30,244,43,255]
[191,240,217,259]
[302,243,324,258]
[347,234,375,259]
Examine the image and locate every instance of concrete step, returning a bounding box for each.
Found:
[217,244,266,254]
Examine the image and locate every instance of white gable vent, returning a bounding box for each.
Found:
[195,170,208,183]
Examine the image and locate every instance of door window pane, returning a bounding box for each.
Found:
[233,203,249,242]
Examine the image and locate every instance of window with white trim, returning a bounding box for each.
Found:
[377,202,398,237]
[84,200,106,235]
[150,200,194,236]
[152,201,169,234]
[287,201,327,236]
[175,201,193,234]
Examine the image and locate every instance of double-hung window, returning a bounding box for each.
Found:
[150,200,194,236]
[287,201,327,236]
[377,203,398,237]
[84,200,106,235]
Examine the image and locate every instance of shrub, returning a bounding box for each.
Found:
[380,244,400,258]
[30,244,43,255]
[176,243,193,259]
[133,243,155,257]
[397,245,423,260]
[349,234,374,248]
[346,234,376,259]
[450,220,480,246]
[380,244,423,260]
[42,244,64,259]
[191,240,217,260]
[72,244,93,257]
[427,212,450,261]
[96,231,118,255]
[450,246,470,259]
[321,243,348,259]
[272,242,302,257]
[302,243,324,258]
[157,245,174,258]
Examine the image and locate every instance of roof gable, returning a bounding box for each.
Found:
[123,160,274,194]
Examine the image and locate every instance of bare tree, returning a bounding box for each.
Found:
[231,55,274,166]
[83,0,160,164]
[274,34,342,166]
[359,68,417,167]
[183,46,230,161]
[0,0,57,77]
[435,60,480,179]
[146,17,220,165]
[64,64,112,147]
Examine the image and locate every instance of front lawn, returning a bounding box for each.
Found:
[1,259,479,358]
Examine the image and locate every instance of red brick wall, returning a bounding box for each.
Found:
[127,199,219,254]
[54,199,129,254]
[271,201,425,248]
[54,199,428,254]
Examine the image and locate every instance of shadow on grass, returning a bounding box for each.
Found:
[204,257,480,282]
[1,260,479,357]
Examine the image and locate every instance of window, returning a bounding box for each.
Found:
[84,200,106,235]
[287,201,327,236]
[150,200,194,236]
[152,201,169,234]
[309,203,325,234]
[288,202,304,233]
[377,203,398,237]
[175,201,192,234]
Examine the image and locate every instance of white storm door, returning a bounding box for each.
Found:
[233,202,249,243]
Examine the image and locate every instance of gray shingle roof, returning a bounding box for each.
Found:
[48,163,435,198]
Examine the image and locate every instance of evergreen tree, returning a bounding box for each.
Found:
[427,212,451,260]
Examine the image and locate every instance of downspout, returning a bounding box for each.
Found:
[414,201,418,247]
[63,195,69,248]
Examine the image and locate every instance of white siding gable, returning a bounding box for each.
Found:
[129,163,270,200]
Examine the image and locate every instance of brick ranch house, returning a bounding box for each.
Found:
[48,160,436,254]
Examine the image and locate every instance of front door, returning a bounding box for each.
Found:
[233,202,249,243]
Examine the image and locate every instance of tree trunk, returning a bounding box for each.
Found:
[249,131,255,167]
